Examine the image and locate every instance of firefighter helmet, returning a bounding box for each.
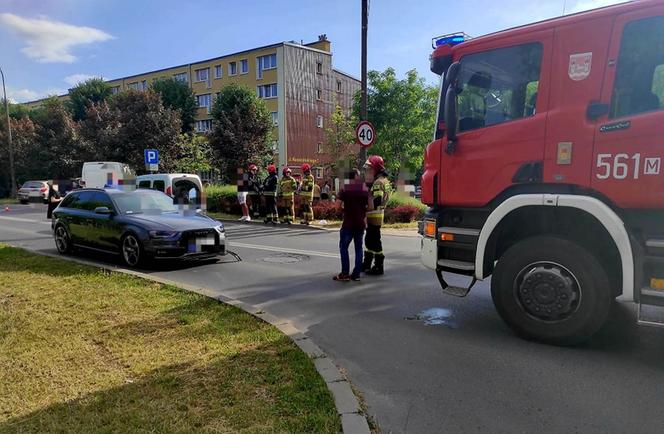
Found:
[248,163,258,171]
[283,166,292,176]
[365,155,385,172]
[301,163,311,173]
[267,164,277,174]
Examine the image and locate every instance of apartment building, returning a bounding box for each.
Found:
[26,35,360,174]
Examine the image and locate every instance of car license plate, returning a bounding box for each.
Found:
[188,234,216,253]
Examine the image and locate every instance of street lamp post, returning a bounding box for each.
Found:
[0,66,17,199]
[359,0,368,167]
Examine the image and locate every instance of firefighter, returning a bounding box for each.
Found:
[299,163,315,225]
[263,164,279,224]
[247,163,262,218]
[279,167,297,224]
[363,155,391,275]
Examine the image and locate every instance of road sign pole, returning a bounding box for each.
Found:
[359,0,368,167]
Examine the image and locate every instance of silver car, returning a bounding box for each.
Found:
[18,181,49,204]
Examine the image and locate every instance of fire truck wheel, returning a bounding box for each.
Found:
[491,235,612,345]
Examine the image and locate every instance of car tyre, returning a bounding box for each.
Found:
[54,224,72,254]
[121,233,144,268]
[491,235,612,345]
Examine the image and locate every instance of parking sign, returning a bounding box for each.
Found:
[145,149,159,172]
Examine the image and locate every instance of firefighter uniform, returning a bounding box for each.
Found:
[263,167,279,224]
[363,156,391,275]
[299,168,315,225]
[279,169,297,224]
[247,166,262,218]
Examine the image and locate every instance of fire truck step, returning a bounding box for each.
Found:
[638,287,664,307]
[437,259,475,271]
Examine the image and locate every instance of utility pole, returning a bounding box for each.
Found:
[359,0,368,166]
[0,67,16,199]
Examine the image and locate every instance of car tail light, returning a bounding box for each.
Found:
[166,186,172,196]
[40,187,47,192]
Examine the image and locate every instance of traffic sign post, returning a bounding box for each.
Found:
[144,149,159,172]
[356,120,376,148]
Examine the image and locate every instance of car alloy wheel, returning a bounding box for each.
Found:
[122,234,141,267]
[54,225,71,253]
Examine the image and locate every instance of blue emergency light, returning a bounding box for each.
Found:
[432,33,469,49]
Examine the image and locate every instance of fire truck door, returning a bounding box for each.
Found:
[592,9,664,208]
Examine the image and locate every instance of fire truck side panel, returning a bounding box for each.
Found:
[440,31,553,207]
[543,15,615,189]
[591,7,664,208]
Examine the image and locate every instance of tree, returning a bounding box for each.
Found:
[322,104,357,175]
[68,77,111,121]
[354,68,438,177]
[173,133,215,174]
[79,90,182,172]
[31,97,82,179]
[0,115,37,193]
[209,83,273,182]
[151,78,198,133]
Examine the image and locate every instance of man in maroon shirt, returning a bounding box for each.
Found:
[334,169,369,282]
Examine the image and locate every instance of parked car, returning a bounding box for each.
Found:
[136,173,203,205]
[81,162,135,190]
[52,188,226,267]
[17,181,49,204]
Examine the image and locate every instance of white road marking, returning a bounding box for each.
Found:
[0,216,341,259]
[0,215,51,225]
[230,241,340,259]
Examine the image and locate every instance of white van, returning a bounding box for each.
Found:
[82,162,135,190]
[135,173,203,205]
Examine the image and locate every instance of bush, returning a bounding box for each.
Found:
[312,200,343,220]
[204,184,237,213]
[385,204,424,223]
[386,191,426,210]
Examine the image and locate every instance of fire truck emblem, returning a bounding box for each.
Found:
[568,52,592,81]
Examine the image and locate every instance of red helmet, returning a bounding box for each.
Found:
[365,155,385,172]
[267,164,276,174]
[248,164,258,171]
[301,163,311,173]
[283,166,292,176]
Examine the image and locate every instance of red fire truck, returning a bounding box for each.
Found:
[420,0,664,344]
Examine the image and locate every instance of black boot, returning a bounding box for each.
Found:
[366,254,384,275]
[362,251,374,273]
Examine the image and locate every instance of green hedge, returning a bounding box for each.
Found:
[386,192,427,210]
[204,185,237,212]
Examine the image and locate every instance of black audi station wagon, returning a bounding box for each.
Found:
[52,188,226,267]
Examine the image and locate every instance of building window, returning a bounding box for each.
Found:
[271,111,278,126]
[257,54,277,79]
[240,59,249,74]
[173,72,188,83]
[195,119,212,133]
[316,115,323,128]
[214,65,222,79]
[317,142,323,153]
[316,62,323,74]
[316,168,323,178]
[195,68,209,82]
[110,86,120,95]
[229,61,237,76]
[257,83,278,99]
[128,80,147,91]
[196,93,211,109]
[316,89,322,100]
[337,80,342,92]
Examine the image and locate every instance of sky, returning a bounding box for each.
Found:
[0,0,625,103]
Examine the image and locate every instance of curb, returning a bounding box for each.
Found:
[18,247,372,434]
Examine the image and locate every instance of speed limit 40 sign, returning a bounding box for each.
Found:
[356,121,376,148]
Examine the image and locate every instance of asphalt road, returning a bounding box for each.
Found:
[2,204,664,433]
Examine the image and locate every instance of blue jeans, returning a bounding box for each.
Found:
[340,228,364,276]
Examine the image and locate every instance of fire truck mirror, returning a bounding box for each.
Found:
[444,83,458,148]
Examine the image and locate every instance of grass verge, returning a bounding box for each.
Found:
[0,244,340,433]
[0,198,18,205]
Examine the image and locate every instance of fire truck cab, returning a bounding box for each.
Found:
[420,0,664,344]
